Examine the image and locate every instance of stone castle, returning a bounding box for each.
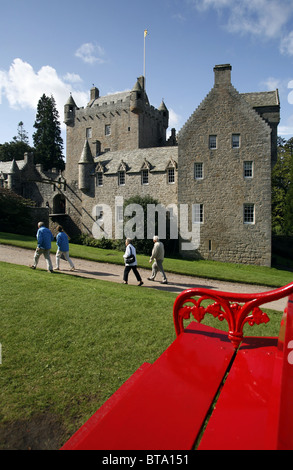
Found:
[0,64,280,266]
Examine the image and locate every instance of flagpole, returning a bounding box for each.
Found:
[144,29,147,89]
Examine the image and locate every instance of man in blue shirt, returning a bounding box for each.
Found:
[55,225,75,271]
[31,221,54,272]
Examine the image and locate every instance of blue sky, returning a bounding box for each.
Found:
[1,0,293,153]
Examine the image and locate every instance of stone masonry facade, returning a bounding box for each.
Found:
[0,64,280,266]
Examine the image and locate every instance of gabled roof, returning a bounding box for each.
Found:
[241,90,280,108]
[88,90,131,108]
[94,147,178,174]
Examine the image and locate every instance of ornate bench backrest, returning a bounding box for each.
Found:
[173,283,293,349]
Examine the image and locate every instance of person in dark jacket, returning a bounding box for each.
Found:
[122,238,143,286]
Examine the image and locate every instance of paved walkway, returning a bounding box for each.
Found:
[0,243,288,311]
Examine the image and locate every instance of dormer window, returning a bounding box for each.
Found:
[96,172,103,187]
[118,171,125,186]
[168,168,175,184]
[141,169,149,185]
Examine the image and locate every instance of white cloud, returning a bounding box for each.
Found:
[75,43,106,65]
[63,72,83,84]
[280,31,293,56]
[288,80,293,105]
[169,108,181,129]
[191,0,293,44]
[261,77,282,91]
[278,124,293,136]
[0,58,88,128]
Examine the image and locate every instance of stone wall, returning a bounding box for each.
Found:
[178,65,273,266]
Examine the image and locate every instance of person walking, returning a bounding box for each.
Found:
[148,236,168,284]
[122,238,143,286]
[55,225,75,271]
[30,221,54,272]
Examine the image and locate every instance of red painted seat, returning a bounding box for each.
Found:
[61,283,293,450]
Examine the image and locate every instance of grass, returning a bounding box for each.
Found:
[0,231,290,448]
[1,231,293,287]
[0,262,178,446]
[0,260,284,448]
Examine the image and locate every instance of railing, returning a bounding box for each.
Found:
[173,283,293,349]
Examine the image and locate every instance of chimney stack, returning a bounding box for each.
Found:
[213,64,232,86]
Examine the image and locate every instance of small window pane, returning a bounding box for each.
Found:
[86,128,92,139]
[244,204,254,224]
[209,135,217,149]
[141,169,148,185]
[97,172,103,186]
[118,171,125,186]
[244,161,253,178]
[232,134,240,148]
[194,163,203,179]
[193,204,204,223]
[105,124,111,136]
[168,168,175,184]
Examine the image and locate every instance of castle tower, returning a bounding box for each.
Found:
[64,94,77,126]
[158,100,169,130]
[130,78,144,114]
[7,159,19,190]
[78,140,94,190]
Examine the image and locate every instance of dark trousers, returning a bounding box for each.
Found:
[123,265,142,283]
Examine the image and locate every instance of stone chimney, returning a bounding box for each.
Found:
[214,64,232,86]
[90,86,99,101]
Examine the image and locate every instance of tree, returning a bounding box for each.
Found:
[0,122,33,162]
[272,137,293,235]
[33,94,64,170]
[0,187,35,235]
[122,195,179,256]
[13,121,29,144]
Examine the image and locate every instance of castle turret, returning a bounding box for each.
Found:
[78,140,94,190]
[158,100,169,130]
[130,78,144,114]
[64,94,77,126]
[7,159,19,190]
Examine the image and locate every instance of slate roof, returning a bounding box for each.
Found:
[94,147,178,174]
[241,90,280,107]
[88,91,131,108]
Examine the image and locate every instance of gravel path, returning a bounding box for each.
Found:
[0,243,288,311]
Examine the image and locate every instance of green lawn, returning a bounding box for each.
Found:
[0,259,284,449]
[0,232,290,449]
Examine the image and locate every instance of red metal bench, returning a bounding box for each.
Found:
[61,283,293,450]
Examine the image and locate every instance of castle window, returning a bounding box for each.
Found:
[244,204,255,224]
[95,141,101,156]
[105,124,111,136]
[244,161,253,178]
[209,135,217,149]
[167,168,175,184]
[194,162,203,179]
[141,169,149,185]
[232,134,240,148]
[118,171,125,186]
[96,206,104,222]
[86,128,92,139]
[116,206,123,223]
[96,172,103,187]
[192,204,204,224]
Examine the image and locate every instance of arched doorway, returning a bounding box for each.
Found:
[53,193,66,214]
